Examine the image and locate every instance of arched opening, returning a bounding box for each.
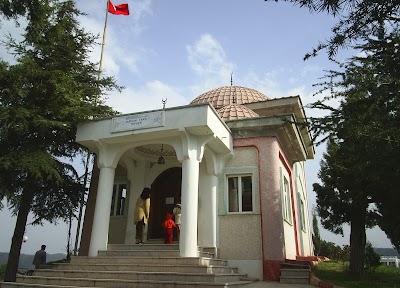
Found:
[148,167,182,239]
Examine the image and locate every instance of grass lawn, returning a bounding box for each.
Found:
[313,260,400,288]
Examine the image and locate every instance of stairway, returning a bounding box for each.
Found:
[1,242,254,288]
[279,262,311,284]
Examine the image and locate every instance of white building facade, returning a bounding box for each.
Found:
[76,86,315,281]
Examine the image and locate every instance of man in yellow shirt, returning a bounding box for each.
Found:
[133,187,151,244]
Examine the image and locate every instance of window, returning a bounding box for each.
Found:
[281,172,292,224]
[110,183,127,216]
[227,175,253,213]
[298,193,306,231]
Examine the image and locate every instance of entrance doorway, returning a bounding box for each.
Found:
[148,167,182,239]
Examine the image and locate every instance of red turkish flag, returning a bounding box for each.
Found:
[108,0,130,15]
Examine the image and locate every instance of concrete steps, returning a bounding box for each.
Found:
[279,262,310,284]
[2,278,249,288]
[107,243,179,250]
[28,269,245,282]
[100,243,214,258]
[69,256,227,266]
[52,263,238,273]
[1,243,253,288]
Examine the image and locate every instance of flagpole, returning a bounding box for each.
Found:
[73,0,110,256]
[98,0,110,82]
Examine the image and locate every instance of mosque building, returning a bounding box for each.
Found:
[75,84,315,281]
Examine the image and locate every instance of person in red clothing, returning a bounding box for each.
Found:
[162,213,176,244]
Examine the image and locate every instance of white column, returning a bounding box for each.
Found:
[124,161,145,244]
[198,172,218,247]
[88,166,115,256]
[180,157,200,257]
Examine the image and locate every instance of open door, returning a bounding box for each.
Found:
[148,167,182,239]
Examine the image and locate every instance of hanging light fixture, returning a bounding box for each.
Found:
[22,230,28,243]
[158,144,165,165]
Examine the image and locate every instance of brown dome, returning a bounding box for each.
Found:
[217,104,259,121]
[190,86,268,109]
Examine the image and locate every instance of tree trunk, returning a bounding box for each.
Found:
[349,200,366,278]
[67,209,72,260]
[4,188,34,282]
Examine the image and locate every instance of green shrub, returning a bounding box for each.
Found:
[0,264,6,281]
[365,242,381,273]
[320,240,345,260]
[340,245,350,263]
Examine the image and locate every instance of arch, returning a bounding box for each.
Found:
[148,167,182,239]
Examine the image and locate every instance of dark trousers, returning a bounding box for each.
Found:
[136,218,145,243]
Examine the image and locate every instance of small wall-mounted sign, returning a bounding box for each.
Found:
[111,111,165,133]
[165,197,175,205]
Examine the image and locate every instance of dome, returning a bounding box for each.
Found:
[217,104,259,121]
[190,86,269,109]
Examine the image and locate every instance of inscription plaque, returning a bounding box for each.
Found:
[111,111,165,133]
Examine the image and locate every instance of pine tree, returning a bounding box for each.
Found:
[311,26,400,277]
[263,0,399,277]
[0,0,120,281]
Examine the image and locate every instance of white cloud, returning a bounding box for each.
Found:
[184,34,334,116]
[241,70,282,97]
[129,0,154,35]
[76,0,155,79]
[77,14,130,78]
[105,80,187,114]
[187,34,235,94]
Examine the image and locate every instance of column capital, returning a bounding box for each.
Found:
[94,141,122,169]
[176,130,213,162]
[203,147,232,175]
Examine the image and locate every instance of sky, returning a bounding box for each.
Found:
[0,0,393,255]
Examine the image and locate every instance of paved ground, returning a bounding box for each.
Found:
[243,281,314,288]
